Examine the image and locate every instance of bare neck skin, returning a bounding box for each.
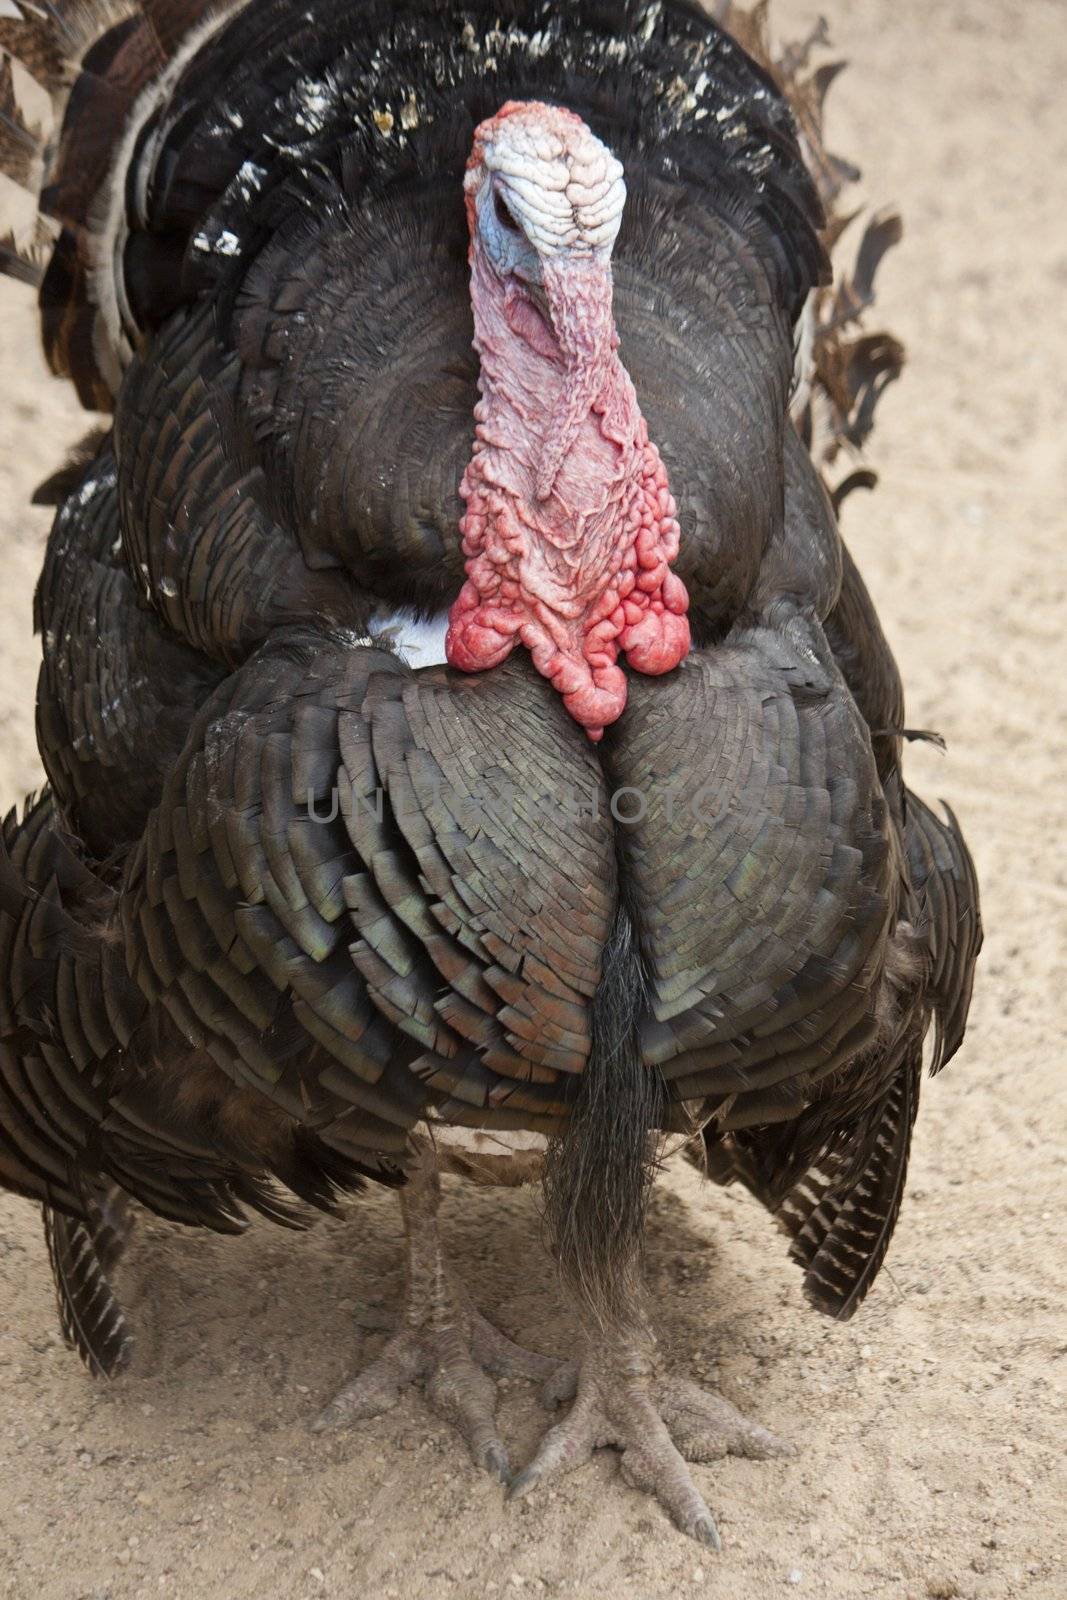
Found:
[445,101,690,740]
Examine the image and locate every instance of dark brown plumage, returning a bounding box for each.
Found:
[0,0,980,1548]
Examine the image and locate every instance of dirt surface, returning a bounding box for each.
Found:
[1,2,1065,1597]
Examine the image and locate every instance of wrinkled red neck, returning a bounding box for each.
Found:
[445,242,690,739]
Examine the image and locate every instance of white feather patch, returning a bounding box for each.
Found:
[367,608,450,667]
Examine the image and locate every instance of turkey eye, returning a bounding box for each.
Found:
[494,191,521,233]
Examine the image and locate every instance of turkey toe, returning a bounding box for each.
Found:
[511,1347,790,1545]
[467,1306,563,1386]
[312,1327,424,1430]
[314,1154,558,1476]
[657,1377,796,1463]
[314,1302,555,1478]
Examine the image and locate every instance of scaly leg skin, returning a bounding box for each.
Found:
[511,1332,794,1546]
[312,1154,560,1481]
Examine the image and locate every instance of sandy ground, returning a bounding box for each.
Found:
[1,1,1065,1597]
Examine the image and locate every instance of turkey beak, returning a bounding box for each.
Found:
[534,253,616,502]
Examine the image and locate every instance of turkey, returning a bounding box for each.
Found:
[0,0,981,1547]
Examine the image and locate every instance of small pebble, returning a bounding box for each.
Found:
[787,1572,803,1586]
[309,1568,325,1584]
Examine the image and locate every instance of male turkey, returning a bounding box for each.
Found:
[0,0,981,1546]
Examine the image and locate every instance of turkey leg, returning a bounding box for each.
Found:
[509,1274,794,1546]
[312,1150,559,1480]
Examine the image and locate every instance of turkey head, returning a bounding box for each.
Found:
[446,102,691,739]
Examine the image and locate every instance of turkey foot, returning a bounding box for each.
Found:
[312,1154,558,1481]
[510,1342,794,1546]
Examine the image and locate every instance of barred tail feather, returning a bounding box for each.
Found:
[43,1183,136,1377]
[778,1047,922,1321]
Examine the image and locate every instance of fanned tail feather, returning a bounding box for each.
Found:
[0,41,53,283]
[43,1182,136,1377]
[0,2,135,269]
[0,50,40,187]
[711,1,906,471]
[0,0,229,401]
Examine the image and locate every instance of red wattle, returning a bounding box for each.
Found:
[445,438,691,739]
